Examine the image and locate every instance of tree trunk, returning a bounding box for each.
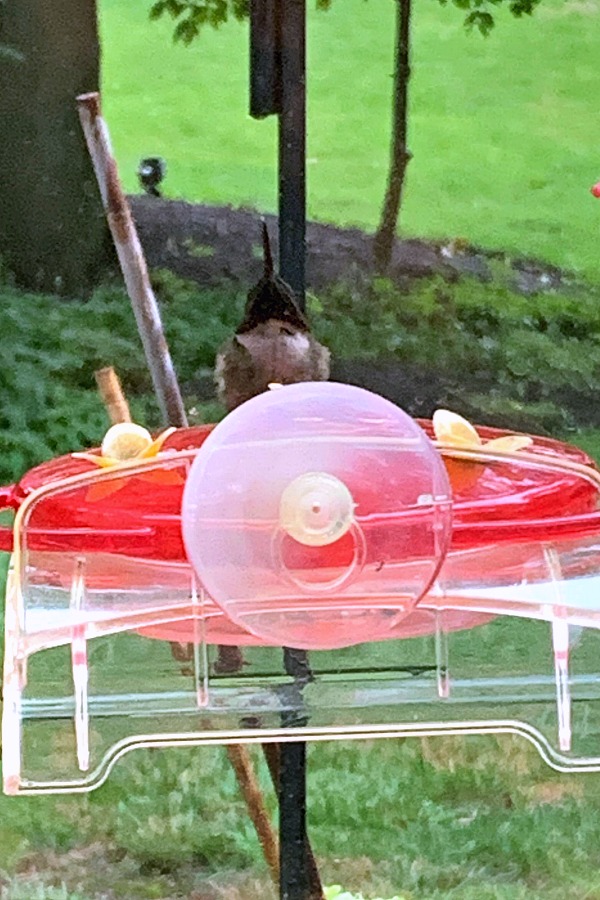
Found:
[373,0,413,272]
[0,0,109,295]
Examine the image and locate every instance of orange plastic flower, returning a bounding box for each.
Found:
[432,409,533,493]
[73,423,176,468]
[73,423,181,501]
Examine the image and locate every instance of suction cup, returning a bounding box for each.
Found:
[182,382,452,649]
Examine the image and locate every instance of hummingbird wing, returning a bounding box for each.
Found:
[215,335,258,411]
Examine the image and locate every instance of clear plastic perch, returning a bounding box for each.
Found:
[4,383,600,794]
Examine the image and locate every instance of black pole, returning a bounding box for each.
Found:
[278,734,310,899]
[278,1,311,897]
[250,3,317,895]
[278,0,306,310]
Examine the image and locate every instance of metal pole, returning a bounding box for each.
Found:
[278,738,310,900]
[250,0,281,118]
[277,2,314,898]
[278,0,307,310]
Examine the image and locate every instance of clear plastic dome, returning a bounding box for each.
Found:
[182,382,452,649]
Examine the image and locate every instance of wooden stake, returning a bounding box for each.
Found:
[94,367,132,425]
[227,744,280,884]
[78,92,187,429]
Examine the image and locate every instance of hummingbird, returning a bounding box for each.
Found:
[212,222,330,674]
[215,222,330,412]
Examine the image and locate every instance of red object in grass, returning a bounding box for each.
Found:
[591,182,600,198]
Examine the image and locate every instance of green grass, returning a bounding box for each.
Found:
[3,270,600,896]
[101,0,600,276]
[3,732,600,898]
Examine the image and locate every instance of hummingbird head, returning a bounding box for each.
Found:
[237,222,309,334]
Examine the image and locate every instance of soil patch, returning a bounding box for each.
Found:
[130,196,472,290]
[130,195,572,296]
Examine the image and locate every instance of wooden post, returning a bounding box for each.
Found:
[77,92,188,429]
[94,367,132,425]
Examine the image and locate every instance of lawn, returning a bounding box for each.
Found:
[100,0,600,276]
[4,726,600,900]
